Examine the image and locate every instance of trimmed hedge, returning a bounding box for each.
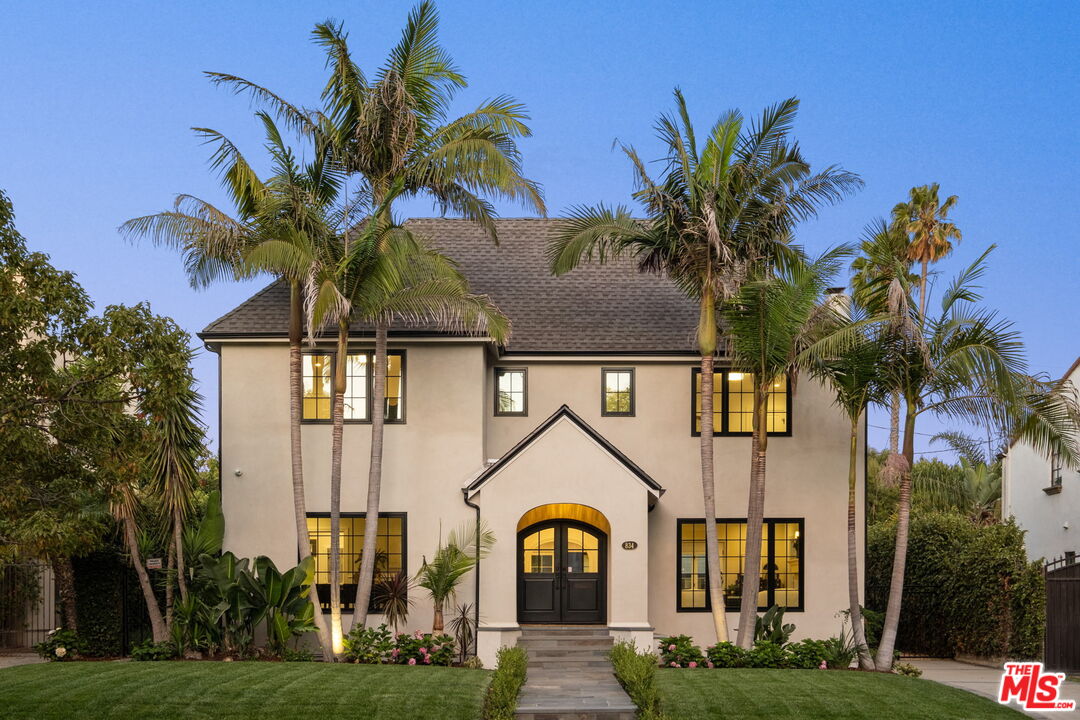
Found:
[610,641,665,720]
[481,646,527,720]
[867,513,1044,659]
[72,550,153,656]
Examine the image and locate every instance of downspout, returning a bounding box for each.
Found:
[462,488,481,658]
[203,341,223,495]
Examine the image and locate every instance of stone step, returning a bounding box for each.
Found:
[515,710,635,720]
[527,650,611,660]
[518,637,614,650]
[529,660,614,671]
[520,626,610,636]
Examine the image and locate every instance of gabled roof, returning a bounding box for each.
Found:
[198,218,703,354]
[465,404,664,499]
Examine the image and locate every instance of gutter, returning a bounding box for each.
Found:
[462,489,481,658]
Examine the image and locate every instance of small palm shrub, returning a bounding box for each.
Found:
[657,635,705,668]
[610,641,666,720]
[482,646,528,720]
[822,628,857,669]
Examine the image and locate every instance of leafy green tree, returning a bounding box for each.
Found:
[549,91,860,642]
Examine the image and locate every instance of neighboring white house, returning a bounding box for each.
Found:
[199,218,865,666]
[1002,356,1080,565]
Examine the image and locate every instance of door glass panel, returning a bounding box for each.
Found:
[522,527,556,573]
[565,527,599,574]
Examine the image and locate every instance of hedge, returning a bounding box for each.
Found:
[867,513,1043,659]
[73,550,153,656]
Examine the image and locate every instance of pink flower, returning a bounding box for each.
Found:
[424,655,432,664]
[688,661,698,668]
[391,648,400,657]
[668,644,676,651]
[419,647,427,654]
[819,660,828,670]
[415,630,423,639]
[670,661,679,668]
[707,661,715,669]
[408,658,417,666]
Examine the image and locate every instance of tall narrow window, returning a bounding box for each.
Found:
[677,518,804,611]
[692,370,790,436]
[302,354,332,420]
[343,353,368,420]
[495,368,527,416]
[1051,450,1064,488]
[601,368,635,416]
[306,513,406,613]
[385,353,404,422]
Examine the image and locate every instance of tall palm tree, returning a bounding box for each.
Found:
[850,219,914,455]
[872,246,1080,670]
[120,114,340,659]
[721,248,851,648]
[892,183,961,322]
[549,90,861,643]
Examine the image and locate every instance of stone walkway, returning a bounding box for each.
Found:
[0,653,44,670]
[910,658,1078,719]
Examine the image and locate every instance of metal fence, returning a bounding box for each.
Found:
[1045,554,1080,673]
[0,561,57,652]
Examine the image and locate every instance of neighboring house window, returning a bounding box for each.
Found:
[601,368,635,416]
[306,513,406,613]
[692,370,790,436]
[677,518,803,612]
[1051,450,1063,488]
[495,368,527,416]
[302,351,405,423]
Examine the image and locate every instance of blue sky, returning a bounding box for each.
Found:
[3,1,1077,457]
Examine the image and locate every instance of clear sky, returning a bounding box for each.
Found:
[3,1,1077,457]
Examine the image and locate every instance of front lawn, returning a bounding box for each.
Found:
[0,662,490,720]
[656,668,1023,719]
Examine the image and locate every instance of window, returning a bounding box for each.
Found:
[1051,450,1063,488]
[301,351,405,422]
[306,513,406,613]
[677,518,803,612]
[692,370,790,436]
[495,368,527,416]
[602,368,635,416]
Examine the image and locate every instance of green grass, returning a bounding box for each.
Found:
[0,662,491,720]
[656,668,1025,719]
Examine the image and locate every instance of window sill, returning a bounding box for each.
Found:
[1043,485,1063,495]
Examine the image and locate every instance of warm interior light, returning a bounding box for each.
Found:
[729,372,744,381]
[794,530,801,539]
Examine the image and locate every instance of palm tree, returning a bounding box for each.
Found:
[850,219,914,455]
[415,523,495,633]
[892,183,962,322]
[872,247,1080,670]
[721,248,851,648]
[549,90,860,643]
[120,114,339,660]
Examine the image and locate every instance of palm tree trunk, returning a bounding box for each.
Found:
[51,556,78,632]
[329,316,348,656]
[165,541,174,635]
[353,321,388,631]
[433,603,444,634]
[122,514,167,643]
[699,354,730,643]
[287,280,334,660]
[736,389,768,649]
[918,259,928,322]
[847,419,873,670]
[889,393,900,455]
[874,404,916,670]
[173,508,188,602]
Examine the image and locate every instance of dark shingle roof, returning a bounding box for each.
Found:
[199,218,701,353]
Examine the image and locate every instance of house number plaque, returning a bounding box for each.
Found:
[621,541,638,550]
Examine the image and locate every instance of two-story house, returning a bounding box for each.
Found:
[199,218,865,665]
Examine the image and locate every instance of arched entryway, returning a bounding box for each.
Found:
[517,504,608,624]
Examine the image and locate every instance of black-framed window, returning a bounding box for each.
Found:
[601,368,635,416]
[1051,450,1064,488]
[302,351,405,423]
[306,513,406,614]
[676,518,803,612]
[692,370,791,436]
[495,367,527,416]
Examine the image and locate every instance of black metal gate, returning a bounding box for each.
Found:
[0,561,57,652]
[1045,555,1080,673]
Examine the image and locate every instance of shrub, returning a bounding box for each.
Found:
[394,631,455,666]
[746,641,787,668]
[705,641,749,668]
[754,605,796,646]
[893,662,923,678]
[657,635,704,668]
[610,641,666,720]
[281,647,314,662]
[34,629,84,661]
[785,639,828,669]
[822,630,856,669]
[343,624,394,664]
[482,646,527,720]
[130,640,178,662]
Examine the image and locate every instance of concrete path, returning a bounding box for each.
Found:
[0,653,45,669]
[910,658,1077,719]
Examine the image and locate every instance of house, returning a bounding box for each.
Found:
[1002,356,1080,565]
[198,218,865,665]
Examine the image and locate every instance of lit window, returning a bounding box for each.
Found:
[305,514,406,613]
[302,354,332,420]
[495,368,527,416]
[302,351,405,423]
[1051,451,1063,488]
[677,519,803,611]
[344,354,368,420]
[692,370,790,435]
[602,368,634,416]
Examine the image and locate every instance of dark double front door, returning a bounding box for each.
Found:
[517,521,606,624]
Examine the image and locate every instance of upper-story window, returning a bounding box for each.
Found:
[495,368,527,416]
[1051,450,1064,489]
[601,368,635,416]
[692,370,790,436]
[302,351,405,423]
